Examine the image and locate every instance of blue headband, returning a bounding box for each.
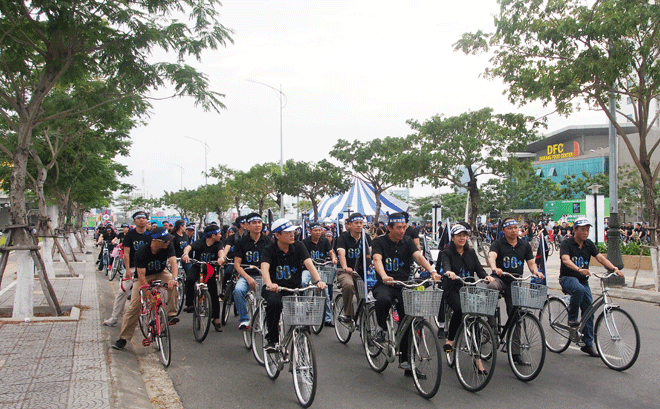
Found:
[246,215,262,223]
[205,229,221,237]
[388,217,406,224]
[152,230,171,240]
[348,216,364,222]
[503,220,518,228]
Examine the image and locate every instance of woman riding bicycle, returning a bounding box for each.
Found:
[439,223,487,356]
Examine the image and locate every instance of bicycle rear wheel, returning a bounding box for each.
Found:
[193,289,212,343]
[306,289,324,335]
[251,305,265,365]
[157,304,171,367]
[507,312,545,382]
[595,307,640,371]
[539,296,570,353]
[454,318,496,392]
[443,304,455,368]
[221,290,233,325]
[243,297,255,349]
[332,295,352,344]
[292,329,317,408]
[265,320,284,380]
[410,320,442,399]
[361,306,389,373]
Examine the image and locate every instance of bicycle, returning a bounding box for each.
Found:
[108,245,124,281]
[539,271,640,371]
[174,257,186,316]
[250,278,267,365]
[221,261,240,326]
[189,259,220,343]
[306,260,336,335]
[489,274,547,383]
[137,280,172,367]
[96,241,111,274]
[361,278,443,399]
[239,267,262,350]
[263,285,324,408]
[331,272,368,345]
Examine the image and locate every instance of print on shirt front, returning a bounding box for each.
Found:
[371,234,416,282]
[262,241,311,289]
[122,229,152,278]
[135,242,176,276]
[336,231,372,274]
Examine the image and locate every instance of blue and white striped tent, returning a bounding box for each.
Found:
[311,176,409,221]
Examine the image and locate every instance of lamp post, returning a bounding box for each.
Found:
[184,135,210,186]
[167,163,184,190]
[606,90,624,268]
[247,80,287,217]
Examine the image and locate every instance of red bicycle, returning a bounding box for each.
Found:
[138,280,172,367]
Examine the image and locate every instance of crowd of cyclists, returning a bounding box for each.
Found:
[93,208,629,403]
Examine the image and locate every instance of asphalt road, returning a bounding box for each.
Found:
[162,291,660,408]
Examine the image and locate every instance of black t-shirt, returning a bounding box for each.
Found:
[101,230,117,242]
[302,237,333,261]
[116,232,126,243]
[234,233,271,273]
[188,238,223,277]
[440,247,487,292]
[336,231,372,275]
[371,234,418,282]
[171,233,189,258]
[135,242,176,276]
[404,225,419,240]
[559,237,599,283]
[123,228,151,269]
[223,234,238,259]
[489,236,534,283]
[559,226,572,236]
[262,241,310,288]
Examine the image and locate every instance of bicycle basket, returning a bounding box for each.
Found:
[317,265,337,284]
[511,281,547,310]
[253,276,264,301]
[459,286,498,317]
[281,296,325,327]
[402,287,443,317]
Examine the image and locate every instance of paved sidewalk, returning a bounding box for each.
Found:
[0,240,174,409]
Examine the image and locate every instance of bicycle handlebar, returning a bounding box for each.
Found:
[387,278,437,289]
[446,275,490,286]
[593,271,620,279]
[188,258,221,266]
[276,284,321,293]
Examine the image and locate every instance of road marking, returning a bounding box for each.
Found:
[0,280,16,297]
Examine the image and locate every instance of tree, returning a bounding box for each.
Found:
[330,137,415,223]
[404,108,542,230]
[557,171,610,200]
[277,159,350,221]
[455,0,660,242]
[0,0,233,236]
[410,192,468,222]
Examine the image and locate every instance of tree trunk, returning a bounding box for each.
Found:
[468,179,479,232]
[311,197,319,222]
[374,190,382,224]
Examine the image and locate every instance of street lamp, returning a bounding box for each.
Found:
[184,135,210,186]
[247,79,287,217]
[167,163,184,190]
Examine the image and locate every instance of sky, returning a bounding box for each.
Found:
[122,0,608,201]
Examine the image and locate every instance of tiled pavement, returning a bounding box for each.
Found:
[0,250,110,408]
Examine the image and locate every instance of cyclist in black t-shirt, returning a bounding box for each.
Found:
[261,219,326,351]
[371,213,441,374]
[336,213,372,322]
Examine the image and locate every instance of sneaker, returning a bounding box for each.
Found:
[373,329,387,343]
[580,344,600,357]
[324,321,335,328]
[168,317,179,325]
[112,338,127,350]
[103,317,118,327]
[183,306,195,313]
[337,314,352,324]
[238,321,250,331]
[568,320,580,327]
[265,341,277,353]
[399,361,411,370]
[512,354,531,366]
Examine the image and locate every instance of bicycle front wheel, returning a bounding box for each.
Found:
[251,305,265,365]
[243,297,255,350]
[443,304,455,368]
[361,306,389,373]
[595,307,640,371]
[539,296,570,353]
[332,295,352,344]
[454,318,496,392]
[410,320,442,399]
[221,292,233,325]
[108,257,119,281]
[292,330,318,408]
[193,289,212,343]
[157,305,171,367]
[507,312,545,382]
[175,276,185,316]
[138,300,151,339]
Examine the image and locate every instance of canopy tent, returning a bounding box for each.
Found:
[311,176,409,221]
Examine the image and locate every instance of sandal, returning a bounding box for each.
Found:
[443,343,453,353]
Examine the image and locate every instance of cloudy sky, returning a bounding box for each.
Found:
[123,0,607,200]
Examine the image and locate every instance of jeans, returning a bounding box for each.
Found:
[559,276,594,346]
[234,276,258,324]
[301,270,332,323]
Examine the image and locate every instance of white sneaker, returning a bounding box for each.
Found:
[103,317,118,327]
[238,321,250,331]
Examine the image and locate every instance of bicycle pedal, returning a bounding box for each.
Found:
[142,338,151,347]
